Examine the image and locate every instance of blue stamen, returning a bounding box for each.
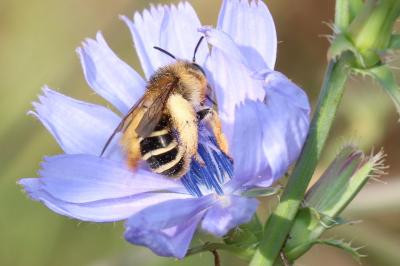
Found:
[198,144,221,183]
[180,171,203,197]
[181,134,233,197]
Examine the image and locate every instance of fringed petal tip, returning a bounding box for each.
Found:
[76,31,145,114]
[27,87,121,156]
[18,178,40,201]
[217,0,277,70]
[198,26,247,66]
[122,1,208,79]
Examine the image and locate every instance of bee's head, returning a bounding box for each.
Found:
[189,62,206,76]
[153,36,206,76]
[153,37,209,107]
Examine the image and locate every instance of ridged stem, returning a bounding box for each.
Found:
[249,56,350,266]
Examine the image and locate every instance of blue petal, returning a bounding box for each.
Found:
[264,71,310,113]
[201,195,258,236]
[200,27,266,145]
[230,72,310,188]
[201,26,310,186]
[20,178,190,222]
[260,71,310,183]
[217,0,277,70]
[229,101,273,188]
[122,2,208,79]
[124,196,215,258]
[30,87,122,157]
[29,154,186,203]
[77,32,145,114]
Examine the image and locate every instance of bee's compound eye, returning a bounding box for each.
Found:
[191,63,206,76]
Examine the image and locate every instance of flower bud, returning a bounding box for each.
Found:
[348,0,400,67]
[283,145,386,260]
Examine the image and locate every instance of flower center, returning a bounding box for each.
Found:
[181,129,233,197]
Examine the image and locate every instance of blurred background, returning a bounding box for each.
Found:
[1,0,399,265]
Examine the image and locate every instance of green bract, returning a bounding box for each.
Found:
[348,0,400,66]
[330,0,400,68]
[283,146,386,262]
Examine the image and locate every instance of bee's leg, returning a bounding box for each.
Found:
[198,108,229,155]
[167,94,199,159]
[120,108,146,171]
[121,134,142,170]
[194,153,206,166]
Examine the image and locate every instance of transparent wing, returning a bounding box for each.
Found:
[135,79,178,137]
[100,78,178,156]
[99,95,146,156]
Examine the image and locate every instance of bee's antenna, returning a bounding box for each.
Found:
[192,36,205,63]
[153,46,176,60]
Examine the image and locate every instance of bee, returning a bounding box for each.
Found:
[100,37,228,178]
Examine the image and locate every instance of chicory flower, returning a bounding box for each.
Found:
[19,0,310,259]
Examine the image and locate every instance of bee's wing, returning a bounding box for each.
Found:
[99,95,146,156]
[100,78,178,156]
[135,79,177,137]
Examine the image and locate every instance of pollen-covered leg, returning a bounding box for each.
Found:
[166,94,199,158]
[126,140,141,169]
[120,109,146,170]
[194,152,206,166]
[200,108,229,156]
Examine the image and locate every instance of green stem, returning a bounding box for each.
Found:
[249,55,350,266]
[335,0,351,31]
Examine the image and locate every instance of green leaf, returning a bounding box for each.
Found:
[189,215,263,261]
[327,34,357,61]
[334,0,363,31]
[241,186,282,198]
[315,239,366,263]
[283,208,350,260]
[349,0,364,21]
[335,0,351,31]
[353,65,400,116]
[327,34,366,67]
[224,214,262,246]
[283,207,321,259]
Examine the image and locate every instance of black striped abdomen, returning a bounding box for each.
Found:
[139,115,186,177]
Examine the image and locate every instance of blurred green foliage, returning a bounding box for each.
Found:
[0,0,399,265]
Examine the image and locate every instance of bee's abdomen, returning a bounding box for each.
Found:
[139,134,174,155]
[139,116,186,177]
